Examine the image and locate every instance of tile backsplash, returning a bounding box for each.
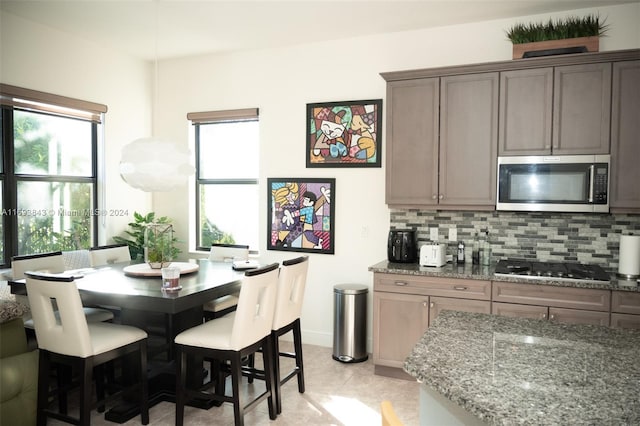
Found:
[390,209,640,271]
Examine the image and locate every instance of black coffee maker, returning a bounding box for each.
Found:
[387,229,417,263]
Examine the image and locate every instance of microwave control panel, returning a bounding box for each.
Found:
[593,165,608,203]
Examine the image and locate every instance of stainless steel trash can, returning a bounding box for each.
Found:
[332,284,368,363]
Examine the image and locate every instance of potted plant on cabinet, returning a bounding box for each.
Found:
[506,14,607,59]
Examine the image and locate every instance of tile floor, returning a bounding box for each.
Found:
[46,341,420,426]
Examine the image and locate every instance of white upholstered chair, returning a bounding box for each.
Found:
[12,252,114,328]
[246,255,309,414]
[88,244,131,267]
[174,263,280,426]
[25,271,149,426]
[203,244,249,321]
[207,244,249,262]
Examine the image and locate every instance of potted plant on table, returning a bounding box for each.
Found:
[113,211,181,267]
[506,14,608,59]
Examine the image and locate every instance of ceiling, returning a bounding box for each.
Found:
[1,1,636,61]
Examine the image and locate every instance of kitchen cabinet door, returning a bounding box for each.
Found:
[499,68,553,156]
[385,78,439,206]
[429,297,490,325]
[373,291,429,369]
[552,63,611,155]
[439,73,498,207]
[610,60,640,212]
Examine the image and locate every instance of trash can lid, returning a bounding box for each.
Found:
[334,284,368,295]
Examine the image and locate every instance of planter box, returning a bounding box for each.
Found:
[513,36,599,59]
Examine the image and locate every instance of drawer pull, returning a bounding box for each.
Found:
[453,286,468,291]
[394,281,408,286]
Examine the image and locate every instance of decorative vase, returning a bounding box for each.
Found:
[512,36,599,59]
[144,223,174,269]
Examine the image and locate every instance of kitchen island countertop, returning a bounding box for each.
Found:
[405,310,640,425]
[368,260,640,292]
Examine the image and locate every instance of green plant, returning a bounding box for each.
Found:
[506,14,607,44]
[113,212,181,261]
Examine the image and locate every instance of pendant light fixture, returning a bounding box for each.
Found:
[119,0,193,192]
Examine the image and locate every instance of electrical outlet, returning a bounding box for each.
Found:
[449,227,457,242]
[430,227,439,241]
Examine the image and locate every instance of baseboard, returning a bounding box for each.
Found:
[374,365,416,381]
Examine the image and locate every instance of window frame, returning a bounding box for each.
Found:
[189,108,259,252]
[0,85,104,266]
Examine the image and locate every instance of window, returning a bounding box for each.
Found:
[189,108,259,251]
[0,84,104,265]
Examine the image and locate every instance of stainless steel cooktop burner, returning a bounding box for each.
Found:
[494,259,610,283]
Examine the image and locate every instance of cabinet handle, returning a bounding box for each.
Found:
[429,302,433,308]
[453,286,468,291]
[394,281,408,286]
[542,313,547,319]
[432,195,437,200]
[439,194,444,200]
[550,314,555,320]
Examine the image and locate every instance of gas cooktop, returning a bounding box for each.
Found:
[494,259,610,283]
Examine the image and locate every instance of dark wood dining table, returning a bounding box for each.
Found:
[9,258,245,423]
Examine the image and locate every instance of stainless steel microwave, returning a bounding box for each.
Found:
[497,155,610,213]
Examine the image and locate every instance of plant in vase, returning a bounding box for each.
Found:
[113,211,181,266]
[144,222,180,269]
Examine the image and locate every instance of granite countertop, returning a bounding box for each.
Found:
[368,260,640,292]
[404,310,640,425]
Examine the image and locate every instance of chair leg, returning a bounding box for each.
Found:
[263,336,277,420]
[214,359,226,403]
[139,341,149,425]
[272,332,282,414]
[293,319,305,393]
[37,351,51,426]
[247,353,255,383]
[230,353,244,426]
[79,358,94,426]
[175,348,186,426]
[56,363,70,415]
[95,364,106,413]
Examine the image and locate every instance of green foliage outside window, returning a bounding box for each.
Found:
[200,217,235,248]
[13,112,93,254]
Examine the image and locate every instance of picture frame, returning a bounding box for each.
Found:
[306,99,382,168]
[267,177,335,254]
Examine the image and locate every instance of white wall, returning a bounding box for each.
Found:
[2,3,639,349]
[155,3,640,349]
[0,11,154,241]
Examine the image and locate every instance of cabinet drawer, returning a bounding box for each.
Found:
[611,313,640,330]
[493,302,548,320]
[375,273,491,300]
[492,281,610,311]
[549,307,610,326]
[611,291,640,314]
[430,297,490,325]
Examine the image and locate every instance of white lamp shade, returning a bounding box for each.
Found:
[119,137,194,192]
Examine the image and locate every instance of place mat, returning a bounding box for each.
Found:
[123,262,199,277]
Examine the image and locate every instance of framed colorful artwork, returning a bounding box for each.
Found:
[306,99,382,168]
[267,178,335,254]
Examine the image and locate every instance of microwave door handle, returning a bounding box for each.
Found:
[588,165,595,203]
